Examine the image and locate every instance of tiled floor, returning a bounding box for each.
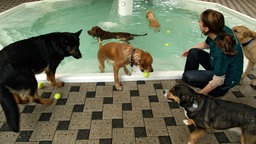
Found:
[0,0,256,144]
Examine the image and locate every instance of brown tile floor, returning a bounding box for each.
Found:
[0,0,256,144]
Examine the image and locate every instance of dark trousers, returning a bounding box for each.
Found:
[182,48,230,97]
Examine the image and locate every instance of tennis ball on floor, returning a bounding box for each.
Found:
[38,82,44,89]
[166,30,171,34]
[144,71,149,78]
[54,93,61,100]
[165,43,170,47]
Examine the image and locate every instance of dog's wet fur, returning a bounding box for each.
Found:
[87,26,147,42]
[165,84,256,144]
[0,30,82,132]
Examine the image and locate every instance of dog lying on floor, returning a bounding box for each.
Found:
[97,38,153,90]
[87,26,147,43]
[146,10,161,32]
[0,30,82,132]
[232,25,256,86]
[164,84,256,144]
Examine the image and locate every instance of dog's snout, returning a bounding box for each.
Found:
[73,51,82,59]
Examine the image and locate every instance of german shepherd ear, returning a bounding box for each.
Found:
[75,29,82,36]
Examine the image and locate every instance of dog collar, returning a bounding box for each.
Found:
[130,48,136,67]
[242,38,254,47]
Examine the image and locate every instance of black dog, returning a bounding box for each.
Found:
[0,30,82,132]
[87,26,147,42]
[165,84,256,144]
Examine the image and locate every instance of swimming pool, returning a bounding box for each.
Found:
[0,0,255,82]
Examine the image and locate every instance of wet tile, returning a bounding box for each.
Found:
[56,121,70,130]
[20,113,40,131]
[167,126,190,144]
[0,131,19,143]
[131,97,151,110]
[135,137,159,144]
[69,112,91,129]
[89,119,112,139]
[123,110,144,127]
[16,130,33,142]
[84,98,103,111]
[51,105,73,121]
[96,86,112,97]
[103,104,122,119]
[112,128,135,144]
[76,129,90,140]
[151,102,173,117]
[52,130,77,144]
[112,119,123,128]
[30,121,58,141]
[144,118,168,136]
[134,127,147,137]
[66,92,86,105]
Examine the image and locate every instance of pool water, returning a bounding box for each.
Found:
[0,0,255,81]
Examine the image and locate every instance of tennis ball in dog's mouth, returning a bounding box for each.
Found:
[38,82,44,89]
[144,71,149,78]
[54,93,61,100]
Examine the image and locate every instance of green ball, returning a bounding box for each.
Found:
[165,43,170,47]
[54,93,61,100]
[144,72,149,78]
[166,30,171,34]
[38,82,44,89]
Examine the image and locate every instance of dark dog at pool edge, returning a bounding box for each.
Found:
[164,84,256,144]
[0,30,82,132]
[87,26,147,43]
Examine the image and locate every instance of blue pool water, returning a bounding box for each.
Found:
[0,0,255,82]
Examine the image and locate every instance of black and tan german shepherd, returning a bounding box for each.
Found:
[0,30,82,132]
[165,84,256,144]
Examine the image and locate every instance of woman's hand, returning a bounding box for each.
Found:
[182,49,190,57]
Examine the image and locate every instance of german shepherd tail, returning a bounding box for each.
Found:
[0,85,19,132]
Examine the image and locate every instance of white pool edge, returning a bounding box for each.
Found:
[36,71,183,83]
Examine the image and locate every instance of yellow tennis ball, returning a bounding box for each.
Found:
[38,82,44,89]
[165,43,169,47]
[54,93,61,100]
[166,30,171,34]
[144,71,149,78]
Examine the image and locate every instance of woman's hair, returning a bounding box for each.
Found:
[201,9,237,56]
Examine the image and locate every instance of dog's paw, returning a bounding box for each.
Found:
[251,80,256,86]
[20,97,29,104]
[115,84,123,91]
[183,119,190,125]
[126,71,131,76]
[55,81,65,88]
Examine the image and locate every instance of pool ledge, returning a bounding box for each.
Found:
[36,71,183,83]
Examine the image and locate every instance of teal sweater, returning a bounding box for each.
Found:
[206,26,243,88]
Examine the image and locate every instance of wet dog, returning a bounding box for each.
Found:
[97,38,153,90]
[0,30,82,132]
[146,10,161,32]
[165,84,256,144]
[233,25,256,86]
[87,26,147,42]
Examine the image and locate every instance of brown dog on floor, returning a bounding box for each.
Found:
[87,26,147,43]
[97,38,153,90]
[146,10,161,32]
[232,25,256,86]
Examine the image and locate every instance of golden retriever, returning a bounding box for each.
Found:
[233,25,256,86]
[97,38,153,90]
[146,10,161,32]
